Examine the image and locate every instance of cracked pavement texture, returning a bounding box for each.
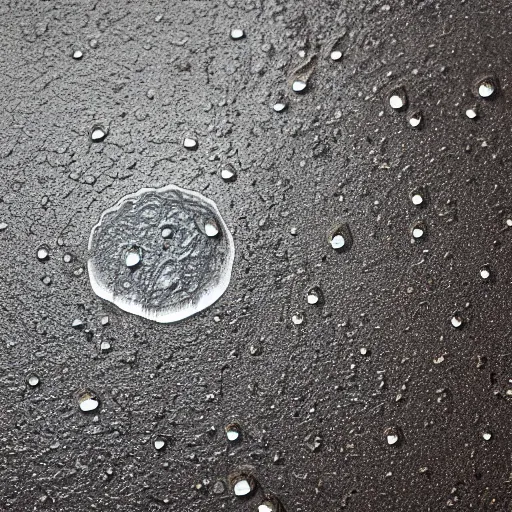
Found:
[1,0,512,510]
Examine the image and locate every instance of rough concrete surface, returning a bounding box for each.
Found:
[1,0,512,510]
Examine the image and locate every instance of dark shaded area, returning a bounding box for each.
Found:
[1,0,512,510]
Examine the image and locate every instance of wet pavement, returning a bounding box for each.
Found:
[1,0,512,510]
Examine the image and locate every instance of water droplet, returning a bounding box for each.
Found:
[478,79,495,98]
[225,423,241,442]
[72,50,83,60]
[204,219,219,237]
[292,80,307,93]
[88,185,235,323]
[327,223,352,251]
[482,432,492,441]
[466,108,477,119]
[330,234,345,249]
[37,246,49,261]
[292,313,304,325]
[91,125,107,142]
[154,437,166,450]
[306,286,323,305]
[411,222,426,240]
[100,340,111,352]
[411,194,423,206]
[387,434,398,445]
[230,28,245,40]
[183,137,197,150]
[125,246,142,268]
[389,88,407,110]
[330,50,342,61]
[408,111,422,128]
[451,312,463,329]
[220,167,237,182]
[78,391,99,412]
[480,265,490,280]
[258,496,285,512]
[27,373,40,387]
[273,102,287,112]
[72,318,84,329]
[229,472,256,497]
[385,427,400,445]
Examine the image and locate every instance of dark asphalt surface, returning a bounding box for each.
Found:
[1,1,512,510]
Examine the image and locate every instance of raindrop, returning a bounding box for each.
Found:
[480,265,490,280]
[125,246,142,268]
[37,246,49,261]
[88,185,235,323]
[78,391,99,412]
[229,472,256,497]
[225,423,241,442]
[451,312,463,329]
[466,108,477,119]
[204,220,219,237]
[384,426,400,445]
[230,28,245,40]
[411,194,423,206]
[330,50,342,61]
[220,167,237,182]
[306,286,323,305]
[258,497,284,512]
[72,318,84,329]
[234,480,251,496]
[72,50,83,60]
[291,313,304,325]
[91,125,107,142]
[387,434,399,445]
[154,437,166,450]
[408,111,422,128]
[100,340,111,352]
[330,234,345,249]
[273,102,287,112]
[27,373,40,387]
[160,227,173,240]
[478,79,495,98]
[292,80,307,93]
[411,222,426,240]
[389,88,407,110]
[183,137,198,150]
[327,223,352,251]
